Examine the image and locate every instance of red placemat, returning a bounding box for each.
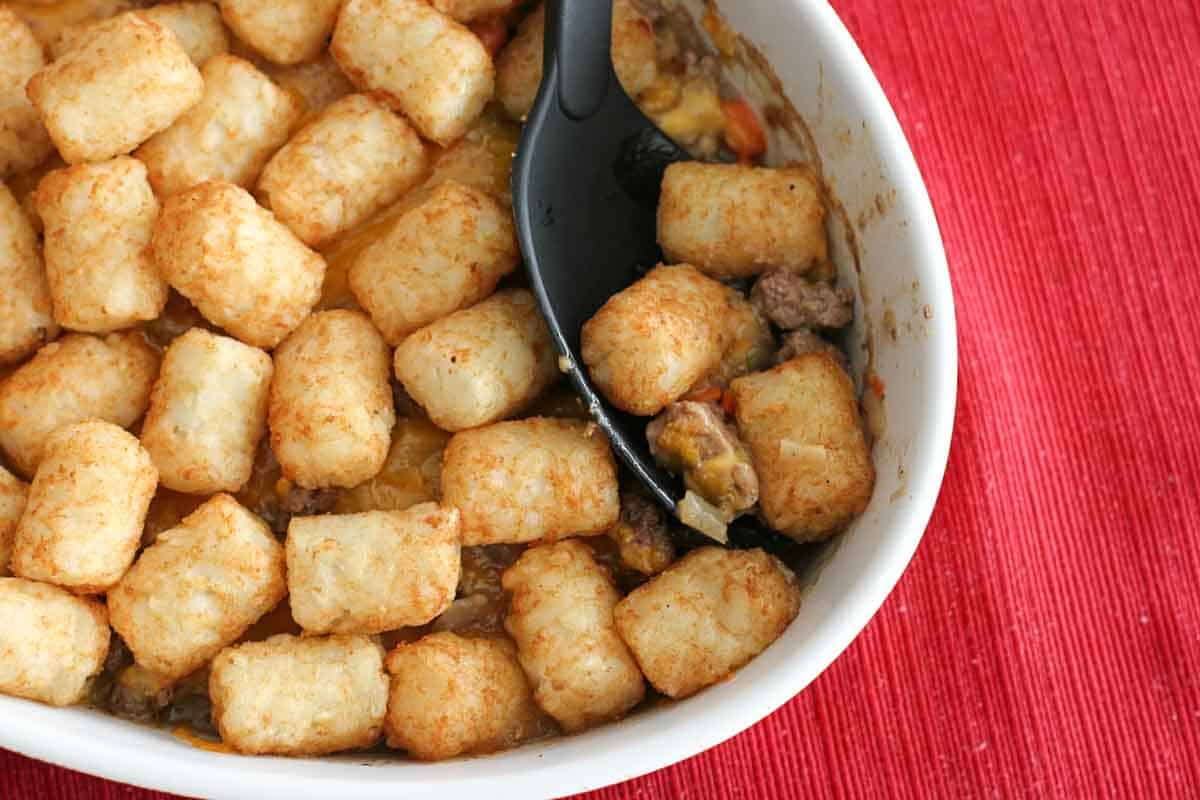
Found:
[5,0,1200,797]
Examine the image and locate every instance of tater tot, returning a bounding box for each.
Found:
[384,632,543,761]
[264,53,354,117]
[142,3,230,66]
[52,4,230,67]
[210,634,388,756]
[10,420,156,593]
[331,0,493,145]
[0,467,27,576]
[581,264,738,416]
[151,181,325,348]
[423,129,517,204]
[9,0,137,50]
[34,157,168,333]
[503,540,644,731]
[287,503,460,634]
[219,0,341,66]
[730,353,874,541]
[269,310,395,489]
[393,289,557,432]
[140,328,272,494]
[0,8,53,177]
[0,577,109,706]
[348,181,518,345]
[613,547,802,699]
[108,493,286,680]
[441,417,620,545]
[26,13,204,164]
[494,4,542,122]
[136,55,305,198]
[658,162,829,278]
[496,1,656,121]
[0,183,57,365]
[0,332,159,476]
[259,93,427,247]
[429,0,514,23]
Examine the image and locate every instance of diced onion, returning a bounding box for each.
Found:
[678,490,728,544]
[779,438,830,462]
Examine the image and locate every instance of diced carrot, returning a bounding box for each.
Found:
[867,372,886,399]
[684,385,723,404]
[720,391,737,416]
[722,98,767,164]
[702,7,738,59]
[471,17,509,59]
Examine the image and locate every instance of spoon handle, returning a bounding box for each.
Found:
[545,0,615,121]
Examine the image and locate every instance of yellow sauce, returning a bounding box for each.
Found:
[172,726,235,755]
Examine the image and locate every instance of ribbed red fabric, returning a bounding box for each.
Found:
[5,0,1200,796]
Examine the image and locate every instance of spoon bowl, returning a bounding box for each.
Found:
[512,0,691,515]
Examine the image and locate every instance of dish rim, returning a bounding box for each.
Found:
[0,1,957,797]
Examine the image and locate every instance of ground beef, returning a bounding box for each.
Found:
[751,269,854,330]
[430,594,499,636]
[647,401,758,518]
[162,670,216,737]
[775,328,848,369]
[279,486,338,516]
[108,665,174,723]
[607,492,674,576]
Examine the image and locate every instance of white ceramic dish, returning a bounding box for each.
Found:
[0,1,956,797]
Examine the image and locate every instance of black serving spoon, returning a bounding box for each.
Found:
[512,0,690,517]
[512,0,833,556]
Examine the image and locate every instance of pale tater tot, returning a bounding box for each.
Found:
[0,578,109,706]
[140,328,272,494]
[0,8,53,177]
[0,183,57,366]
[429,0,514,23]
[384,632,543,761]
[0,467,27,576]
[136,55,305,197]
[210,634,388,756]
[287,503,460,634]
[26,13,204,164]
[151,181,325,348]
[219,0,342,66]
[503,540,644,731]
[9,0,137,51]
[269,310,395,489]
[52,3,230,66]
[440,417,620,545]
[0,332,159,476]
[259,93,427,248]
[581,264,738,416]
[10,420,156,593]
[496,1,657,121]
[331,0,493,145]
[730,353,874,541]
[142,3,230,66]
[264,53,354,117]
[34,157,168,333]
[494,4,542,121]
[613,547,802,699]
[393,289,557,432]
[349,180,519,345]
[108,493,287,680]
[423,128,517,204]
[658,162,828,278]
